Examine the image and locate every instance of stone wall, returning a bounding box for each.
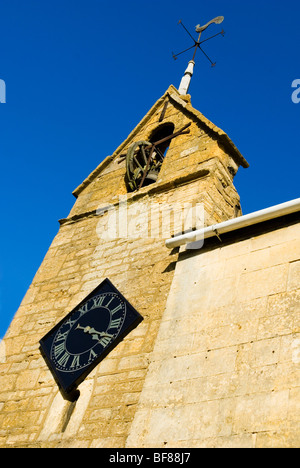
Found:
[127,217,300,448]
[0,87,246,447]
[0,86,249,447]
[0,198,176,447]
[2,85,297,448]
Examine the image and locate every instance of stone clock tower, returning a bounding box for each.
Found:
[0,84,249,447]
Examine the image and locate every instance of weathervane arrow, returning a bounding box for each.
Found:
[174,16,225,95]
[195,16,224,33]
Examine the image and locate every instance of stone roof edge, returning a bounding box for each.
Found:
[167,91,249,170]
[72,86,176,198]
[72,85,249,198]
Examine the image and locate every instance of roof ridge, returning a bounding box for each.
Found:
[72,85,248,198]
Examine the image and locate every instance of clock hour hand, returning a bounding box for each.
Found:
[76,324,114,339]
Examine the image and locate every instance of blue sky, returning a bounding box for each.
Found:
[0,0,299,338]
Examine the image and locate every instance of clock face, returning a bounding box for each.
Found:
[51,291,126,373]
[40,279,143,394]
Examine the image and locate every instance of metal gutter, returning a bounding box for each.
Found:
[165,198,300,249]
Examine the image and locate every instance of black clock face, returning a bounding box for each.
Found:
[51,291,126,373]
[40,279,143,394]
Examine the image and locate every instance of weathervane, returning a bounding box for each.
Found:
[173,16,225,95]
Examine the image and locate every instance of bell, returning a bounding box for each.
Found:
[142,171,158,187]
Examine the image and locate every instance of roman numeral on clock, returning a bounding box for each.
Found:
[78,303,89,316]
[99,336,111,347]
[57,352,70,367]
[110,304,122,315]
[110,317,122,329]
[55,330,69,342]
[54,342,65,358]
[71,355,80,368]
[89,349,97,361]
[92,295,105,308]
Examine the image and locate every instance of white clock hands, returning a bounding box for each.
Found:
[76,324,114,340]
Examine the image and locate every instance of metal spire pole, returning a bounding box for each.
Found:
[175,16,225,95]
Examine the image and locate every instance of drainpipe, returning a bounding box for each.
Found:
[165,198,300,249]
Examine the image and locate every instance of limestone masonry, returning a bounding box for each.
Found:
[0,86,298,448]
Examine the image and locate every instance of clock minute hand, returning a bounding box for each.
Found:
[88,327,114,339]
